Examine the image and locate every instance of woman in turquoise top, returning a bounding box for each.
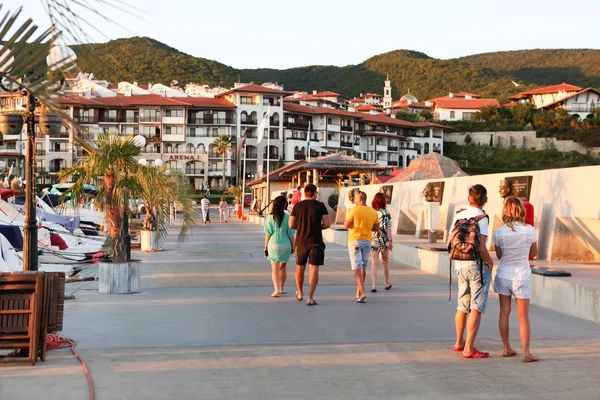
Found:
[264,195,296,297]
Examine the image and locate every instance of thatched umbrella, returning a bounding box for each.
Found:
[387,152,467,183]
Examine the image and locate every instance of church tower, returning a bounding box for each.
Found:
[383,74,392,109]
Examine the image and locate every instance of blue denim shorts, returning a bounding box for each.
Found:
[457,261,492,313]
[348,240,371,270]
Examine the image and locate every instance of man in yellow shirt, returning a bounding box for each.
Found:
[344,191,379,303]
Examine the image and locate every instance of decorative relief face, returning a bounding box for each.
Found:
[423,183,434,202]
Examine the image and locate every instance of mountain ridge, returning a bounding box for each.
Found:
[71,37,600,101]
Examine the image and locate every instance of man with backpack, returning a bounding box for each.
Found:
[448,184,494,359]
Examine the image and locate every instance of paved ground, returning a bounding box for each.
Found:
[2,216,600,399]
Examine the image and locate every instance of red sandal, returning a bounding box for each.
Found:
[460,348,489,359]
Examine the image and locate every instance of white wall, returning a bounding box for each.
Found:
[337,165,600,260]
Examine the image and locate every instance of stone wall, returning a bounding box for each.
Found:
[444,131,600,155]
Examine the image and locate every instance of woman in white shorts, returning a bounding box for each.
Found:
[493,197,539,363]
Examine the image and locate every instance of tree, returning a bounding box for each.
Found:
[464,133,473,145]
[225,184,246,204]
[213,134,231,189]
[418,109,433,121]
[38,170,50,185]
[478,105,499,122]
[395,110,419,122]
[58,133,143,263]
[511,103,535,125]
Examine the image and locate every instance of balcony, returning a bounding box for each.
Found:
[269,118,280,126]
[340,141,353,148]
[188,118,234,125]
[284,122,310,130]
[286,132,307,140]
[241,119,258,125]
[139,115,161,123]
[142,135,162,143]
[245,152,258,159]
[269,132,279,140]
[388,146,398,151]
[294,154,306,160]
[162,134,186,142]
[563,105,598,113]
[75,116,97,124]
[341,125,353,132]
[162,116,185,125]
[98,116,119,123]
[122,116,139,123]
[387,160,398,166]
[185,168,205,175]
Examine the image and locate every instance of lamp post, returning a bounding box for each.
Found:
[0,45,76,271]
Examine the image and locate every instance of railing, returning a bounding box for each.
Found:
[263,153,279,160]
[245,152,258,159]
[294,154,306,160]
[340,141,353,148]
[387,160,398,166]
[188,118,234,125]
[142,135,161,142]
[36,150,47,156]
[341,125,353,132]
[98,117,119,123]
[269,132,279,140]
[241,119,258,125]
[75,116,97,124]
[388,146,398,151]
[185,168,205,175]
[563,105,598,113]
[284,122,310,130]
[208,152,219,158]
[287,132,307,140]
[139,115,161,123]
[123,116,139,123]
[269,118,280,126]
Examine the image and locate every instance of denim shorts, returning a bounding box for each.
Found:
[457,261,492,313]
[348,240,371,270]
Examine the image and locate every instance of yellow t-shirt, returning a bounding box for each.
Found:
[346,205,379,243]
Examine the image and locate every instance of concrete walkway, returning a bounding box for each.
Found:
[2,217,600,399]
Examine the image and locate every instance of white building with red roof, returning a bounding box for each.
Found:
[509,83,600,120]
[427,92,500,121]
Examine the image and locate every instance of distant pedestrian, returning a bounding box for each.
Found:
[219,197,228,223]
[289,184,331,306]
[264,196,296,297]
[344,191,378,303]
[370,192,393,292]
[291,185,302,205]
[449,184,494,359]
[286,193,294,214]
[201,195,211,224]
[493,197,539,363]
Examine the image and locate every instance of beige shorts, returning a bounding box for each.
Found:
[494,276,531,299]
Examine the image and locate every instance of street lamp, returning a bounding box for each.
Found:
[0,45,76,271]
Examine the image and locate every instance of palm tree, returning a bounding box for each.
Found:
[213,134,232,188]
[38,170,50,185]
[134,165,196,244]
[57,132,143,263]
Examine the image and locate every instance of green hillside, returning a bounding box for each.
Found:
[456,49,600,88]
[70,37,600,102]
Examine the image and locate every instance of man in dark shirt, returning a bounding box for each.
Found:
[289,184,331,305]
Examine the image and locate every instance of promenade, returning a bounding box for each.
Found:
[1,217,600,399]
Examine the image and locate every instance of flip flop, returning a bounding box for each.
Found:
[460,348,489,359]
[523,355,539,363]
[295,291,303,301]
[385,284,392,290]
[503,350,518,357]
[371,288,377,293]
[356,297,366,303]
[452,345,465,352]
[307,300,318,306]
[270,293,279,298]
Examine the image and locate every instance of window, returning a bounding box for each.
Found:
[462,112,474,120]
[210,162,218,171]
[165,109,183,117]
[121,126,138,135]
[385,89,389,95]
[188,127,196,137]
[240,96,256,105]
[450,111,455,119]
[165,126,184,135]
[124,110,138,122]
[141,125,160,136]
[327,117,332,124]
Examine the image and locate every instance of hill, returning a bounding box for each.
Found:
[456,49,600,88]
[71,37,600,101]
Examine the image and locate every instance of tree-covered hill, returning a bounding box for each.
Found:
[71,37,600,102]
[456,49,600,88]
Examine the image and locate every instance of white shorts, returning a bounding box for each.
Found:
[494,276,531,299]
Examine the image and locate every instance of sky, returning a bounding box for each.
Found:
[10,0,600,70]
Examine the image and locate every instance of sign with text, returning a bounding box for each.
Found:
[167,154,207,161]
[505,175,533,202]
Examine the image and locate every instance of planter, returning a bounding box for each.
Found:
[98,260,140,294]
[140,230,163,252]
[0,113,24,136]
[39,114,62,136]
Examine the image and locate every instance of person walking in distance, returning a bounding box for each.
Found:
[493,197,539,362]
[264,196,296,297]
[200,195,211,224]
[289,184,331,306]
[370,192,393,292]
[449,184,494,359]
[291,185,302,206]
[219,197,228,223]
[344,191,379,303]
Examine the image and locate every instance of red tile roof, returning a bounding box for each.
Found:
[454,92,481,98]
[355,104,379,111]
[313,91,340,97]
[432,99,500,110]
[54,94,235,108]
[218,84,293,96]
[283,103,316,114]
[182,97,236,108]
[503,102,517,107]
[514,83,582,97]
[284,95,321,102]
[361,114,416,128]
[364,93,382,97]
[391,99,430,108]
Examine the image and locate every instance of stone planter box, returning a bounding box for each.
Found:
[140,230,163,252]
[0,113,24,136]
[98,260,140,294]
